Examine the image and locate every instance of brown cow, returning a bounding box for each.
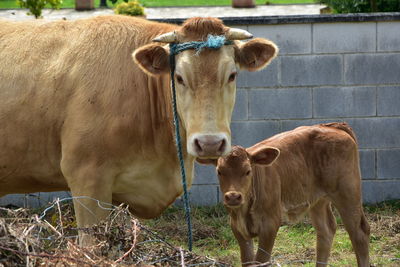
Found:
[0,16,278,244]
[199,123,370,267]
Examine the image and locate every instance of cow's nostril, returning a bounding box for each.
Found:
[218,139,226,153]
[224,194,230,202]
[237,194,242,201]
[194,138,202,153]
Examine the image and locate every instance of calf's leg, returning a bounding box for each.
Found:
[232,228,255,266]
[309,199,337,267]
[331,181,370,267]
[255,218,280,265]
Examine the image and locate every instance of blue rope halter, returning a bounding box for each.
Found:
[169,35,232,251]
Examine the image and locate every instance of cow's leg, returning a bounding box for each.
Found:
[62,161,114,246]
[255,217,279,265]
[232,228,255,266]
[309,199,337,267]
[331,187,370,266]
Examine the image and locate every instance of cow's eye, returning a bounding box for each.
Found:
[176,75,185,85]
[245,170,251,176]
[228,72,237,82]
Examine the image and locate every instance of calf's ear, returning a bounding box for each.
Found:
[248,146,280,166]
[133,43,170,76]
[196,158,218,166]
[236,38,278,72]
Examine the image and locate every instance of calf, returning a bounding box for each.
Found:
[199,123,370,267]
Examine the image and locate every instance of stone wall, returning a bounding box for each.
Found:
[190,15,400,205]
[1,14,399,208]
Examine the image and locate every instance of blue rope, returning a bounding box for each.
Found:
[170,35,233,55]
[168,35,232,251]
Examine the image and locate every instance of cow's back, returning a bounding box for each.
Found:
[0,16,177,195]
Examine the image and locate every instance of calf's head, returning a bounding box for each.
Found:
[198,145,280,208]
[133,18,278,158]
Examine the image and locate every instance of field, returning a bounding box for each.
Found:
[1,199,399,266]
[0,0,316,9]
[148,201,400,266]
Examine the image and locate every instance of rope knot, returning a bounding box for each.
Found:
[197,35,230,51]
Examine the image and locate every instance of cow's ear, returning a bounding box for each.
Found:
[248,146,280,166]
[133,43,170,76]
[196,158,218,166]
[236,38,278,72]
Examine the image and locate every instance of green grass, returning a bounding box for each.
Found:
[144,200,400,266]
[0,0,316,9]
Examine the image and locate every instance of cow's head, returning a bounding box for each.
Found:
[198,145,279,208]
[133,18,278,158]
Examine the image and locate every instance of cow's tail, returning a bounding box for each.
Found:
[321,122,358,144]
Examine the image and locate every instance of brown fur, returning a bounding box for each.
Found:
[179,17,229,41]
[211,123,370,267]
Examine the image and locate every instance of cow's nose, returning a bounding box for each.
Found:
[191,134,228,157]
[224,191,243,207]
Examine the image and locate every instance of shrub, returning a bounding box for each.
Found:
[114,0,145,16]
[318,0,400,13]
[17,0,62,19]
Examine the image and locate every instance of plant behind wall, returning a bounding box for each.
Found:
[318,0,400,13]
[17,0,62,18]
[114,0,145,16]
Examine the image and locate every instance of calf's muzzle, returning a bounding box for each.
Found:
[224,191,243,207]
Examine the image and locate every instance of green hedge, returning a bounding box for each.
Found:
[318,0,400,13]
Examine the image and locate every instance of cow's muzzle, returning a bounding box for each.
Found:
[188,133,230,157]
[224,191,243,207]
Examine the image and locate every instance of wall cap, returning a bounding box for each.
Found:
[151,12,400,25]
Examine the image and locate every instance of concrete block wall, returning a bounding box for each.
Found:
[192,19,400,205]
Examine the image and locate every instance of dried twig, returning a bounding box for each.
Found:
[0,200,228,266]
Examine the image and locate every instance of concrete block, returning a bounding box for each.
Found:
[377,149,400,179]
[187,185,219,206]
[345,53,400,85]
[359,150,376,180]
[377,22,400,52]
[249,88,312,119]
[362,180,400,204]
[248,24,312,55]
[193,162,218,185]
[217,185,223,203]
[237,59,279,87]
[313,86,376,118]
[377,86,400,116]
[281,55,342,86]
[231,121,281,148]
[0,191,71,208]
[232,89,248,121]
[314,22,376,53]
[346,118,400,149]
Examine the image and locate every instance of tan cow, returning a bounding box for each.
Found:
[199,123,370,267]
[0,16,278,243]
